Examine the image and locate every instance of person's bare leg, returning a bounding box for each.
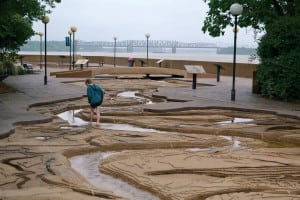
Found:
[96,106,100,125]
[90,107,94,124]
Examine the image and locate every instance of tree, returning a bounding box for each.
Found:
[202,0,297,36]
[256,15,300,99]
[202,0,300,100]
[0,0,61,64]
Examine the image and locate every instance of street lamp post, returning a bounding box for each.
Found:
[229,3,243,101]
[42,16,49,85]
[70,26,77,70]
[38,32,43,69]
[113,36,117,67]
[145,33,150,66]
[68,30,72,70]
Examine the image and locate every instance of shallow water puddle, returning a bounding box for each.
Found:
[57,109,88,126]
[185,136,244,152]
[100,123,161,132]
[57,109,163,133]
[70,136,244,199]
[57,110,244,149]
[60,126,73,130]
[70,152,159,200]
[220,136,242,149]
[57,110,244,150]
[35,136,51,140]
[217,117,254,125]
[118,91,153,104]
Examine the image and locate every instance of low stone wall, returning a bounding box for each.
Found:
[19,54,257,78]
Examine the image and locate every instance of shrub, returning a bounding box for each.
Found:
[17,66,26,75]
[257,16,300,100]
[257,51,300,99]
[0,62,5,73]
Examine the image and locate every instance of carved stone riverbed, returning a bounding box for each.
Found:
[1,78,300,200]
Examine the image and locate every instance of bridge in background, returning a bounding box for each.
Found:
[77,40,217,53]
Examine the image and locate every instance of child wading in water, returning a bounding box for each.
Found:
[85,79,105,126]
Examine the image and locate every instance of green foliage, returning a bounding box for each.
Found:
[257,16,300,59]
[21,41,70,52]
[0,14,34,52]
[257,52,300,100]
[0,60,17,75]
[257,16,300,100]
[203,0,299,100]
[17,66,27,75]
[0,0,61,65]
[202,0,297,36]
[0,62,6,75]
[2,63,30,76]
[0,49,19,76]
[0,57,31,76]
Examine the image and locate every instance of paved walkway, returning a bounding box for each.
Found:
[144,76,300,118]
[1,68,299,138]
[0,69,86,138]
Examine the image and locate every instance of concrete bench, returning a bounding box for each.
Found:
[23,63,34,74]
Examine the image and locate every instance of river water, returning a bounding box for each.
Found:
[19,49,258,64]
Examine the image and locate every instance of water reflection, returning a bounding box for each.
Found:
[57,109,163,133]
[185,136,244,152]
[100,123,160,133]
[57,109,88,126]
[70,152,159,200]
[220,136,241,149]
[35,136,51,140]
[118,91,153,104]
[217,117,254,125]
[57,110,244,150]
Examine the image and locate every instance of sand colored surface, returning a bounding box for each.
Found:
[101,148,300,200]
[1,78,300,200]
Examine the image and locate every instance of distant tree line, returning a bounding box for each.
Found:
[216,47,256,55]
[20,41,69,52]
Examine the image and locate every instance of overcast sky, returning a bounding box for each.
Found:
[31,0,258,47]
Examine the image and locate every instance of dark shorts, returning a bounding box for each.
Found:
[91,101,102,109]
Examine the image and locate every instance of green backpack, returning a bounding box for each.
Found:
[87,84,105,106]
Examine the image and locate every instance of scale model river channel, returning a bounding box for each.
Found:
[3,77,298,200]
[57,105,246,200]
